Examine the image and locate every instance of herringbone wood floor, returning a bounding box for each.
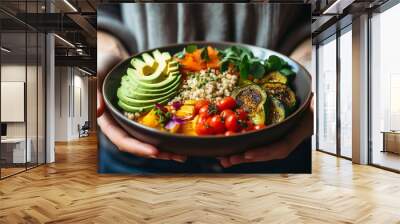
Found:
[0,135,400,224]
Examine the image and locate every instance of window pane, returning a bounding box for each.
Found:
[371,3,400,171]
[340,29,352,158]
[1,31,27,177]
[317,37,337,154]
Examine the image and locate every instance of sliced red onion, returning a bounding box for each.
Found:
[172,101,183,110]
[171,116,185,124]
[176,115,193,121]
[165,117,184,130]
[155,103,168,113]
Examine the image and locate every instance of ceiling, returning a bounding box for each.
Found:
[1,0,393,73]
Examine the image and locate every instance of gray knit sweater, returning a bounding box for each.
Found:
[98,3,310,55]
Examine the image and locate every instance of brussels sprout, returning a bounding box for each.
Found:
[267,97,286,124]
[263,82,297,113]
[232,84,267,125]
[261,71,288,84]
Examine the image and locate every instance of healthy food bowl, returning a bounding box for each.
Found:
[103,42,312,157]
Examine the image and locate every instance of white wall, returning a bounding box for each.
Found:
[54,66,69,141]
[1,63,46,164]
[54,66,89,141]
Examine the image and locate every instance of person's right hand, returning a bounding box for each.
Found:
[97,32,186,163]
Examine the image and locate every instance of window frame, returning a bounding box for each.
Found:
[367,0,400,173]
[315,23,353,161]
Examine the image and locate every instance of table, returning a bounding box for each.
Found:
[1,138,32,164]
[381,131,400,154]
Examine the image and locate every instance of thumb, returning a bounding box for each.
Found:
[97,89,105,117]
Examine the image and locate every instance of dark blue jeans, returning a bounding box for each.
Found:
[98,130,311,174]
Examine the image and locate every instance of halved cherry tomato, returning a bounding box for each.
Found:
[254,124,266,130]
[224,131,236,136]
[220,109,235,120]
[208,115,226,134]
[235,108,248,121]
[225,114,240,132]
[194,100,209,114]
[195,118,214,135]
[217,96,236,111]
[198,105,210,118]
[198,103,218,118]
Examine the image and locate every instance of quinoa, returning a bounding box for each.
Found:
[124,111,141,120]
[172,68,238,103]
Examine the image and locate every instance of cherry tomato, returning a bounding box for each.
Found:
[220,109,235,120]
[208,115,226,134]
[198,105,210,118]
[254,124,266,130]
[217,96,236,111]
[197,115,207,124]
[225,114,240,132]
[198,103,218,118]
[195,119,214,135]
[235,108,248,121]
[245,120,255,131]
[224,131,236,136]
[194,100,209,114]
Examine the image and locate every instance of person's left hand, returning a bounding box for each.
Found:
[218,96,314,168]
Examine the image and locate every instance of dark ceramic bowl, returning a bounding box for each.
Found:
[103,41,312,157]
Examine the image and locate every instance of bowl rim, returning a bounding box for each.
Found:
[102,41,312,139]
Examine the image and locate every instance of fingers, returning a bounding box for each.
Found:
[97,32,129,83]
[218,141,291,168]
[170,154,187,163]
[97,89,105,117]
[98,111,186,162]
[219,104,314,168]
[98,111,159,158]
[156,152,187,163]
[219,157,232,168]
[244,141,291,162]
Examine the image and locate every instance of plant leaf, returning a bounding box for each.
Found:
[185,44,197,53]
[279,67,295,76]
[267,55,283,71]
[174,51,185,59]
[201,47,210,62]
[239,55,249,80]
[250,61,265,79]
[220,61,229,72]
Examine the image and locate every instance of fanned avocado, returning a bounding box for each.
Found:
[142,53,158,70]
[232,84,267,125]
[263,82,297,113]
[117,50,181,113]
[121,74,181,95]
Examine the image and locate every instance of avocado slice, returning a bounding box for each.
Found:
[120,78,181,100]
[127,60,166,83]
[118,97,171,113]
[117,87,178,107]
[162,52,172,61]
[131,58,154,76]
[142,53,158,70]
[125,72,180,89]
[121,74,181,95]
